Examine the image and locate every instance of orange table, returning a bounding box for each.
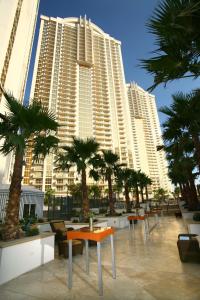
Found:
[127,215,149,239]
[67,227,116,296]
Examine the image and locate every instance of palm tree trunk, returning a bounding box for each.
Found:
[184,182,190,204]
[3,150,23,240]
[81,168,89,219]
[179,183,185,201]
[192,133,200,174]
[135,185,140,207]
[145,186,149,201]
[125,183,130,213]
[108,175,115,215]
[140,186,144,202]
[188,177,198,211]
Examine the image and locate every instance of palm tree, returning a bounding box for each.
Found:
[137,171,146,202]
[0,89,59,240]
[88,184,102,200]
[138,172,152,202]
[116,168,133,213]
[129,169,140,207]
[68,183,82,200]
[160,90,200,174]
[153,188,169,205]
[99,150,122,215]
[56,137,99,219]
[44,188,55,206]
[140,0,200,90]
[159,119,199,210]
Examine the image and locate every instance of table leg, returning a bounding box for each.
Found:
[85,239,89,274]
[110,234,116,279]
[68,239,72,289]
[155,213,160,225]
[143,219,148,240]
[146,218,149,234]
[97,241,103,296]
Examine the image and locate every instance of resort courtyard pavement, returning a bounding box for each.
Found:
[1,216,200,300]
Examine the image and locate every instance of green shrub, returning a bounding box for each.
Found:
[99,208,107,214]
[37,218,44,223]
[26,227,39,236]
[193,213,200,222]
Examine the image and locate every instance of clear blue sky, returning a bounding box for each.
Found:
[25,0,200,125]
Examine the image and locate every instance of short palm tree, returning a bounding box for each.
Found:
[56,137,100,219]
[153,188,169,205]
[137,171,152,202]
[129,169,140,207]
[0,89,59,240]
[116,168,133,213]
[99,150,122,215]
[140,0,200,90]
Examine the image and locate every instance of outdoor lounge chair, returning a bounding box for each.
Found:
[50,221,83,258]
[177,234,200,263]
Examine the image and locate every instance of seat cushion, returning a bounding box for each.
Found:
[51,222,65,230]
[59,239,83,258]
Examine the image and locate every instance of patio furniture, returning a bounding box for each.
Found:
[50,221,68,242]
[128,215,149,239]
[50,221,83,258]
[59,239,83,258]
[177,234,200,263]
[67,227,116,296]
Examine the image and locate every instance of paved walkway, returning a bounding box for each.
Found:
[1,216,200,299]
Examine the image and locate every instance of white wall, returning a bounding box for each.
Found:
[0,233,54,285]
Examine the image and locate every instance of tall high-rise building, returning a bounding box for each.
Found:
[23,16,134,194]
[0,0,40,183]
[126,82,171,192]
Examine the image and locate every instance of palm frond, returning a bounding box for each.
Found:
[33,135,59,161]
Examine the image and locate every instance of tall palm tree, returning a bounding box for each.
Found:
[140,0,200,90]
[159,117,199,210]
[160,90,200,173]
[99,150,122,215]
[0,89,59,240]
[56,137,99,219]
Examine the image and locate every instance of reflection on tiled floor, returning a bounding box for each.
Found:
[1,216,200,299]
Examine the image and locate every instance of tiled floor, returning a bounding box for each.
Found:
[1,216,200,300]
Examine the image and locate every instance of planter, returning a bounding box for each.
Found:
[0,232,55,285]
[188,223,200,235]
[64,220,108,230]
[98,216,129,228]
[37,222,52,233]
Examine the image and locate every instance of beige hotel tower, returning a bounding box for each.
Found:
[0,0,40,183]
[23,15,171,194]
[126,83,171,192]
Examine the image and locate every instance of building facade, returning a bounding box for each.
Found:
[0,0,40,183]
[23,16,134,194]
[126,82,171,192]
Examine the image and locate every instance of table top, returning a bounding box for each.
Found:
[67,227,115,242]
[128,215,146,221]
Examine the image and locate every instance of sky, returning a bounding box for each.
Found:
[25,0,200,125]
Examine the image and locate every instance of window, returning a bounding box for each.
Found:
[30,204,36,217]
[23,204,29,218]
[23,204,36,218]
